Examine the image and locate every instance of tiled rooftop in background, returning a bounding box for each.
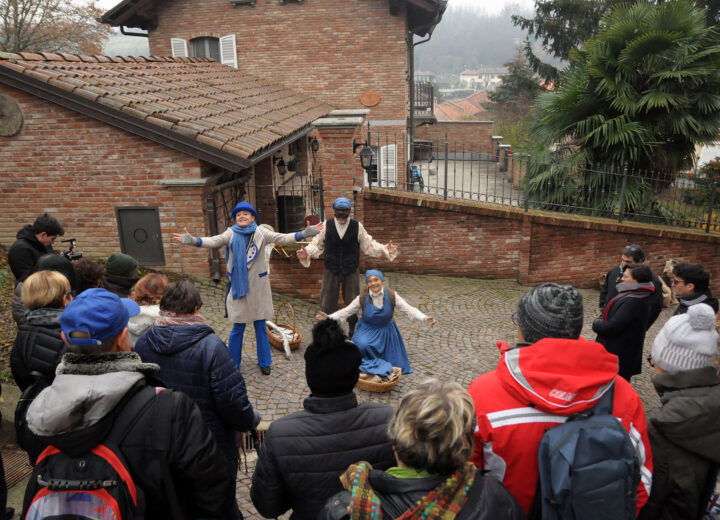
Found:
[0,52,333,160]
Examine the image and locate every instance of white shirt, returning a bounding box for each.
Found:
[299,219,397,267]
[328,288,428,323]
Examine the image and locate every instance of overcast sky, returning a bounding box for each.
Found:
[96,0,536,14]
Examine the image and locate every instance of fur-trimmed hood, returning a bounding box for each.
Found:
[27,351,159,436]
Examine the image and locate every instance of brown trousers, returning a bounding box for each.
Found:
[320,269,360,333]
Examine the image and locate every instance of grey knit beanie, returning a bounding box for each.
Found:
[651,303,719,374]
[517,283,584,343]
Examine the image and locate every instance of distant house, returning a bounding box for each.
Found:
[459,67,507,91]
[0,52,331,278]
[415,70,436,83]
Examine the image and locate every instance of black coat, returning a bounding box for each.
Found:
[600,265,664,328]
[8,225,51,283]
[102,273,139,298]
[319,469,525,520]
[134,323,258,465]
[251,393,395,520]
[593,284,653,379]
[639,367,720,520]
[23,376,235,519]
[11,308,66,392]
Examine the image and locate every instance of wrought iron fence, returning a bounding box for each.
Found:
[362,132,720,233]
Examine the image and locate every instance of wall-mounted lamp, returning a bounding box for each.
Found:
[286,158,297,173]
[352,122,375,187]
[309,137,320,153]
[274,156,286,176]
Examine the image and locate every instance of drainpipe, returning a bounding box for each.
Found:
[119,26,149,37]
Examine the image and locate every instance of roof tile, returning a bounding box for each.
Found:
[0,52,333,160]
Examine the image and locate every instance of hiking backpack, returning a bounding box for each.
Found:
[23,386,177,520]
[534,385,640,520]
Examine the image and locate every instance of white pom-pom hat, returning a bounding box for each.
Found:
[651,303,719,374]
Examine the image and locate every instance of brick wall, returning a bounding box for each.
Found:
[148,0,409,122]
[415,121,494,153]
[0,85,215,278]
[361,190,720,295]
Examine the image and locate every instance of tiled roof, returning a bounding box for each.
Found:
[0,52,333,167]
[435,91,488,121]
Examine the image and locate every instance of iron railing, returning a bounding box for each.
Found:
[361,132,720,233]
[413,81,434,118]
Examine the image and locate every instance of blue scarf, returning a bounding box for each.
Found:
[227,222,257,300]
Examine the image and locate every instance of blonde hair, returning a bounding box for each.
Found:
[389,378,476,474]
[21,270,70,310]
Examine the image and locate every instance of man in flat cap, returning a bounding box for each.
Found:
[297,197,397,333]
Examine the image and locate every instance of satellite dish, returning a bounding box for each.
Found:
[0,94,23,137]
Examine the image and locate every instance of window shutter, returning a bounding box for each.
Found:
[170,38,188,57]
[378,144,397,188]
[219,34,238,68]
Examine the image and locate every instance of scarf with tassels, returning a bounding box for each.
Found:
[340,461,476,520]
[227,222,257,300]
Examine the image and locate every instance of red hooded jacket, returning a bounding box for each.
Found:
[468,337,653,516]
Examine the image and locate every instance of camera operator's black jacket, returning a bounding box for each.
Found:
[8,225,52,283]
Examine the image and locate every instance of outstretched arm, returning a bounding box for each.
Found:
[296,223,327,267]
[358,223,398,261]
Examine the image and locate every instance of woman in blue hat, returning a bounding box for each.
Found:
[320,270,435,377]
[174,202,321,375]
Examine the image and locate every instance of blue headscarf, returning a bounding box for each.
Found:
[365,269,384,281]
[227,203,258,299]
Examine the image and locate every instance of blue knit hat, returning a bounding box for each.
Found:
[332,197,352,210]
[365,269,384,281]
[231,202,259,221]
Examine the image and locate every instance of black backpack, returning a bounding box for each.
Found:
[22,385,182,520]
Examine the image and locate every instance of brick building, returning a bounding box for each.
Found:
[0,52,331,278]
[99,0,447,188]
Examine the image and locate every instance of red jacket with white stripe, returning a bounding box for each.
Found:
[468,337,653,516]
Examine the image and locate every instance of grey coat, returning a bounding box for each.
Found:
[198,226,300,323]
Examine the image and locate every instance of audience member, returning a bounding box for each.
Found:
[102,252,139,298]
[12,253,76,326]
[468,283,652,516]
[8,213,64,284]
[640,303,720,520]
[72,257,105,295]
[134,281,258,519]
[672,262,718,315]
[128,273,168,346]
[251,319,395,520]
[599,244,664,327]
[21,288,234,517]
[320,379,524,520]
[593,264,656,380]
[11,271,72,392]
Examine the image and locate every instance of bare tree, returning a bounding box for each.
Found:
[0,0,113,54]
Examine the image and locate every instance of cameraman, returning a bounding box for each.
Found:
[8,213,64,284]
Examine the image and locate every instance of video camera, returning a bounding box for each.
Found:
[60,238,83,261]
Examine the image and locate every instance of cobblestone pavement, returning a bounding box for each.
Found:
[194,272,671,519]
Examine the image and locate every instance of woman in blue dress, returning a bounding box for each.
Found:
[323,270,436,377]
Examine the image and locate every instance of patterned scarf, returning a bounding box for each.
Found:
[156,310,207,327]
[340,461,476,520]
[227,222,258,300]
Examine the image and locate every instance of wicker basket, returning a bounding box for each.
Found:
[267,301,301,351]
[356,367,402,393]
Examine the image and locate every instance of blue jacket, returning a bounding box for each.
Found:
[134,323,258,462]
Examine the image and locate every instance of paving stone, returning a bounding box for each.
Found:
[193,272,668,519]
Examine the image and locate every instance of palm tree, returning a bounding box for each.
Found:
[528,0,720,218]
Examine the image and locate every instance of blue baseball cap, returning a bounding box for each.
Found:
[231,201,259,221]
[61,288,140,347]
[332,197,352,210]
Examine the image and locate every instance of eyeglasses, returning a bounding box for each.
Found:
[671,279,685,286]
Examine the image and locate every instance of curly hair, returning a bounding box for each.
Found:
[389,378,476,475]
[131,273,169,305]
